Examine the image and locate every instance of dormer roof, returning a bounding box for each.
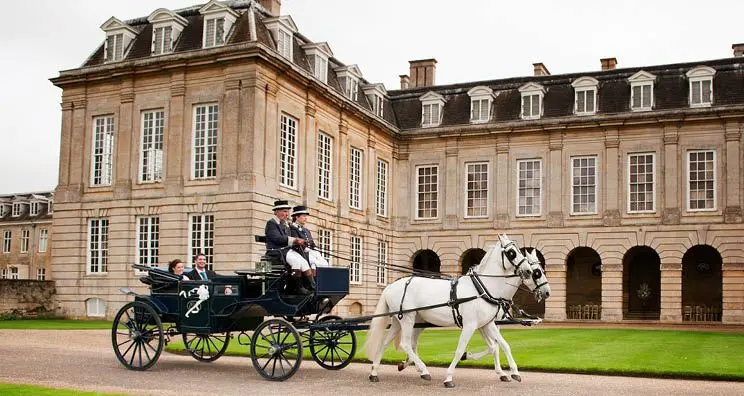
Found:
[518,82,546,94]
[628,70,657,83]
[100,17,138,35]
[467,86,495,98]
[301,42,333,58]
[147,8,188,27]
[263,15,298,33]
[199,0,239,18]
[335,64,363,79]
[420,91,446,103]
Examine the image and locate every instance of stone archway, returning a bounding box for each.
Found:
[623,246,661,320]
[460,248,486,275]
[412,249,441,273]
[513,248,546,317]
[681,245,723,322]
[566,247,602,320]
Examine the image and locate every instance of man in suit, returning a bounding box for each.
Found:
[290,205,329,279]
[185,253,217,281]
[265,199,313,294]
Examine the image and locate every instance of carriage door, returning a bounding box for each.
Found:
[179,281,212,333]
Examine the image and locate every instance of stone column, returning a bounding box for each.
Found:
[547,131,564,227]
[544,256,566,320]
[603,128,620,226]
[660,260,682,322]
[444,141,459,229]
[724,121,742,223]
[115,81,134,199]
[662,123,680,224]
[166,71,186,196]
[494,135,509,229]
[366,135,377,223]
[338,121,350,218]
[600,259,623,321]
[722,262,744,323]
[304,101,318,203]
[263,81,279,190]
[392,146,410,230]
[237,77,257,192]
[68,99,88,200]
[219,78,241,192]
[57,100,74,196]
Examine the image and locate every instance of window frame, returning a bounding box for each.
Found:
[20,229,29,253]
[570,156,599,216]
[36,268,46,281]
[376,240,388,285]
[349,147,363,210]
[415,165,439,220]
[87,218,109,275]
[279,113,298,189]
[349,235,362,284]
[140,109,165,183]
[516,159,543,217]
[519,83,545,120]
[90,115,115,187]
[38,228,48,253]
[686,150,717,212]
[12,203,22,217]
[686,66,715,108]
[136,216,160,269]
[192,104,219,180]
[627,153,656,214]
[464,162,489,218]
[152,25,173,55]
[188,214,215,271]
[29,201,39,216]
[316,228,333,267]
[376,158,389,217]
[203,16,226,48]
[317,132,333,201]
[2,230,10,254]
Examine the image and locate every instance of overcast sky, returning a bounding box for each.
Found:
[2,0,743,194]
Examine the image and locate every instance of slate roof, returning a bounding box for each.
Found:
[0,192,54,223]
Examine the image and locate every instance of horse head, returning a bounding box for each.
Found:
[496,234,533,280]
[522,249,551,302]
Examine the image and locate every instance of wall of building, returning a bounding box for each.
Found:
[0,280,58,317]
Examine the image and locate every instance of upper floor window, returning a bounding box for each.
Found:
[335,65,363,101]
[29,202,39,216]
[2,231,10,254]
[153,26,173,55]
[147,9,187,56]
[363,84,387,118]
[349,236,362,284]
[47,201,53,214]
[0,204,8,217]
[687,150,716,211]
[137,216,160,268]
[189,214,215,271]
[279,113,298,189]
[376,159,389,217]
[303,43,333,84]
[416,165,439,219]
[517,159,542,216]
[37,268,46,281]
[519,82,545,120]
[317,132,333,201]
[377,240,389,285]
[91,116,115,187]
[468,86,494,123]
[571,156,598,215]
[20,229,30,253]
[686,66,715,108]
[199,0,238,49]
[38,228,48,253]
[346,78,359,101]
[192,104,219,180]
[141,110,165,183]
[373,95,384,117]
[628,153,655,213]
[349,148,363,210]
[628,70,656,111]
[12,203,23,217]
[204,17,225,48]
[88,218,109,274]
[316,228,332,266]
[100,17,137,63]
[465,162,488,218]
[571,77,598,115]
[420,91,445,128]
[265,15,298,59]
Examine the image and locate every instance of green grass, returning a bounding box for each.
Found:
[0,383,125,395]
[166,328,744,380]
[0,319,112,330]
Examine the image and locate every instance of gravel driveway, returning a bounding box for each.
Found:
[0,329,742,396]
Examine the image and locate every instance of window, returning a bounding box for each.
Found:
[279,114,298,189]
[30,202,39,216]
[38,229,48,253]
[20,230,29,253]
[192,104,219,180]
[519,83,545,120]
[140,110,165,182]
[376,159,388,217]
[101,17,136,63]
[91,116,115,186]
[12,203,22,217]
[265,15,297,59]
[345,78,360,101]
[276,29,292,58]
[350,236,362,284]
[86,298,106,317]
[416,165,439,219]
[572,77,599,115]
[422,103,441,127]
[0,268,5,279]
[48,201,53,215]
[189,214,214,271]
[628,153,655,213]
[349,148,363,210]
[628,71,656,112]
[571,156,598,215]
[88,218,109,274]
[0,204,8,217]
[204,17,225,48]
[373,95,384,117]
[688,150,716,211]
[471,98,490,122]
[316,228,332,266]
[2,231,10,253]
[37,268,46,281]
[147,9,187,56]
[465,162,488,218]
[686,66,715,107]
[377,240,388,285]
[9,267,18,280]
[317,132,333,201]
[314,55,328,83]
[517,159,542,216]
[137,217,160,268]
[152,26,173,55]
[105,33,125,62]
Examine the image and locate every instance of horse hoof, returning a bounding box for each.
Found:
[460,353,467,361]
[421,374,432,381]
[500,375,511,382]
[369,375,379,383]
[511,374,522,382]
[444,381,456,388]
[397,362,406,371]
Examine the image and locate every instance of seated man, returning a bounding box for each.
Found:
[290,205,330,276]
[265,199,314,294]
[185,253,217,281]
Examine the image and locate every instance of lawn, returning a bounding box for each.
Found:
[166,328,744,380]
[0,383,125,396]
[0,319,111,330]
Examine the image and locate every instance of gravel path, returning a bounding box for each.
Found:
[0,329,742,396]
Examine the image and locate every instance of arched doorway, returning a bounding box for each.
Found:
[460,248,486,275]
[513,248,546,317]
[681,245,722,322]
[412,249,441,273]
[623,246,661,320]
[566,247,602,320]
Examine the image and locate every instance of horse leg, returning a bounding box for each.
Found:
[443,323,477,388]
[399,327,424,372]
[491,324,521,382]
[370,319,401,381]
[481,323,511,382]
[397,315,431,380]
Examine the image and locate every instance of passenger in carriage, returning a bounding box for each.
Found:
[185,253,217,281]
[264,199,314,295]
[290,205,330,277]
[167,259,188,280]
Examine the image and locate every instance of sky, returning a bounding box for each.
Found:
[1,0,744,194]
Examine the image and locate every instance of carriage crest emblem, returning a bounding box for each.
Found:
[179,284,210,318]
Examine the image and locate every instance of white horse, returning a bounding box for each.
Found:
[364,235,551,388]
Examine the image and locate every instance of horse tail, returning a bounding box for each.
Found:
[363,294,390,361]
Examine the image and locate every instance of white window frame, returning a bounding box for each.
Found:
[29,202,39,216]
[2,231,10,253]
[20,229,29,253]
[38,228,48,253]
[37,268,46,281]
[316,228,332,267]
[101,17,136,63]
[279,113,298,189]
[276,29,292,59]
[420,92,445,127]
[519,83,545,120]
[571,77,599,116]
[314,55,328,83]
[0,204,8,217]
[465,162,489,218]
[517,159,542,217]
[627,153,656,213]
[350,236,362,284]
[137,216,160,269]
[203,16,226,48]
[0,268,6,279]
[9,267,18,280]
[86,298,106,317]
[415,165,439,220]
[91,115,115,187]
[152,25,173,55]
[105,33,125,62]
[140,110,165,183]
[12,203,22,217]
[376,159,388,217]
[468,86,494,123]
[188,214,215,271]
[346,78,360,101]
[628,70,656,112]
[373,95,384,117]
[317,132,333,201]
[192,104,219,180]
[87,218,109,274]
[570,156,598,215]
[349,148,363,210]
[376,240,388,285]
[47,201,53,215]
[686,150,717,212]
[686,66,715,108]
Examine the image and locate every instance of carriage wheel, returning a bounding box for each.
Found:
[309,315,357,370]
[182,332,231,362]
[111,301,164,371]
[250,318,303,381]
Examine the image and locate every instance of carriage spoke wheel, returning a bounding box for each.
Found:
[182,332,230,362]
[309,315,357,370]
[250,318,303,381]
[111,301,164,371]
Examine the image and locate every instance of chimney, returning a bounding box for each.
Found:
[600,57,617,71]
[258,0,281,16]
[399,75,410,90]
[733,43,744,57]
[409,59,437,88]
[533,62,550,76]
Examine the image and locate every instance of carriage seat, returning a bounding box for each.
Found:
[251,235,293,292]
[138,267,180,293]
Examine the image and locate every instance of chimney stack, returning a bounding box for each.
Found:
[733,43,744,57]
[533,62,551,76]
[600,57,617,71]
[408,59,437,88]
[257,0,282,16]
[399,75,410,90]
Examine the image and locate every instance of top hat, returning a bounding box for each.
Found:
[292,205,310,216]
[272,200,292,211]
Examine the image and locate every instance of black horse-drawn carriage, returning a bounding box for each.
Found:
[112,238,356,381]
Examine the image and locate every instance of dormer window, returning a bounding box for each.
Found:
[264,15,298,60]
[686,66,715,108]
[335,65,363,101]
[147,9,188,55]
[30,202,39,216]
[199,0,238,49]
[363,84,387,118]
[100,17,138,63]
[48,201,53,215]
[468,86,495,123]
[12,203,23,217]
[519,82,545,120]
[571,77,599,115]
[420,91,446,127]
[373,95,384,117]
[0,204,9,217]
[303,42,333,84]
[628,70,656,111]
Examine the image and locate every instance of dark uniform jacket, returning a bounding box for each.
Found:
[289,223,315,259]
[185,268,217,281]
[265,217,294,260]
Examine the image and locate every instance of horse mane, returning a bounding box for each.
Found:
[471,243,502,274]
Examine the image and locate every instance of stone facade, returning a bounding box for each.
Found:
[0,280,58,317]
[0,192,53,281]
